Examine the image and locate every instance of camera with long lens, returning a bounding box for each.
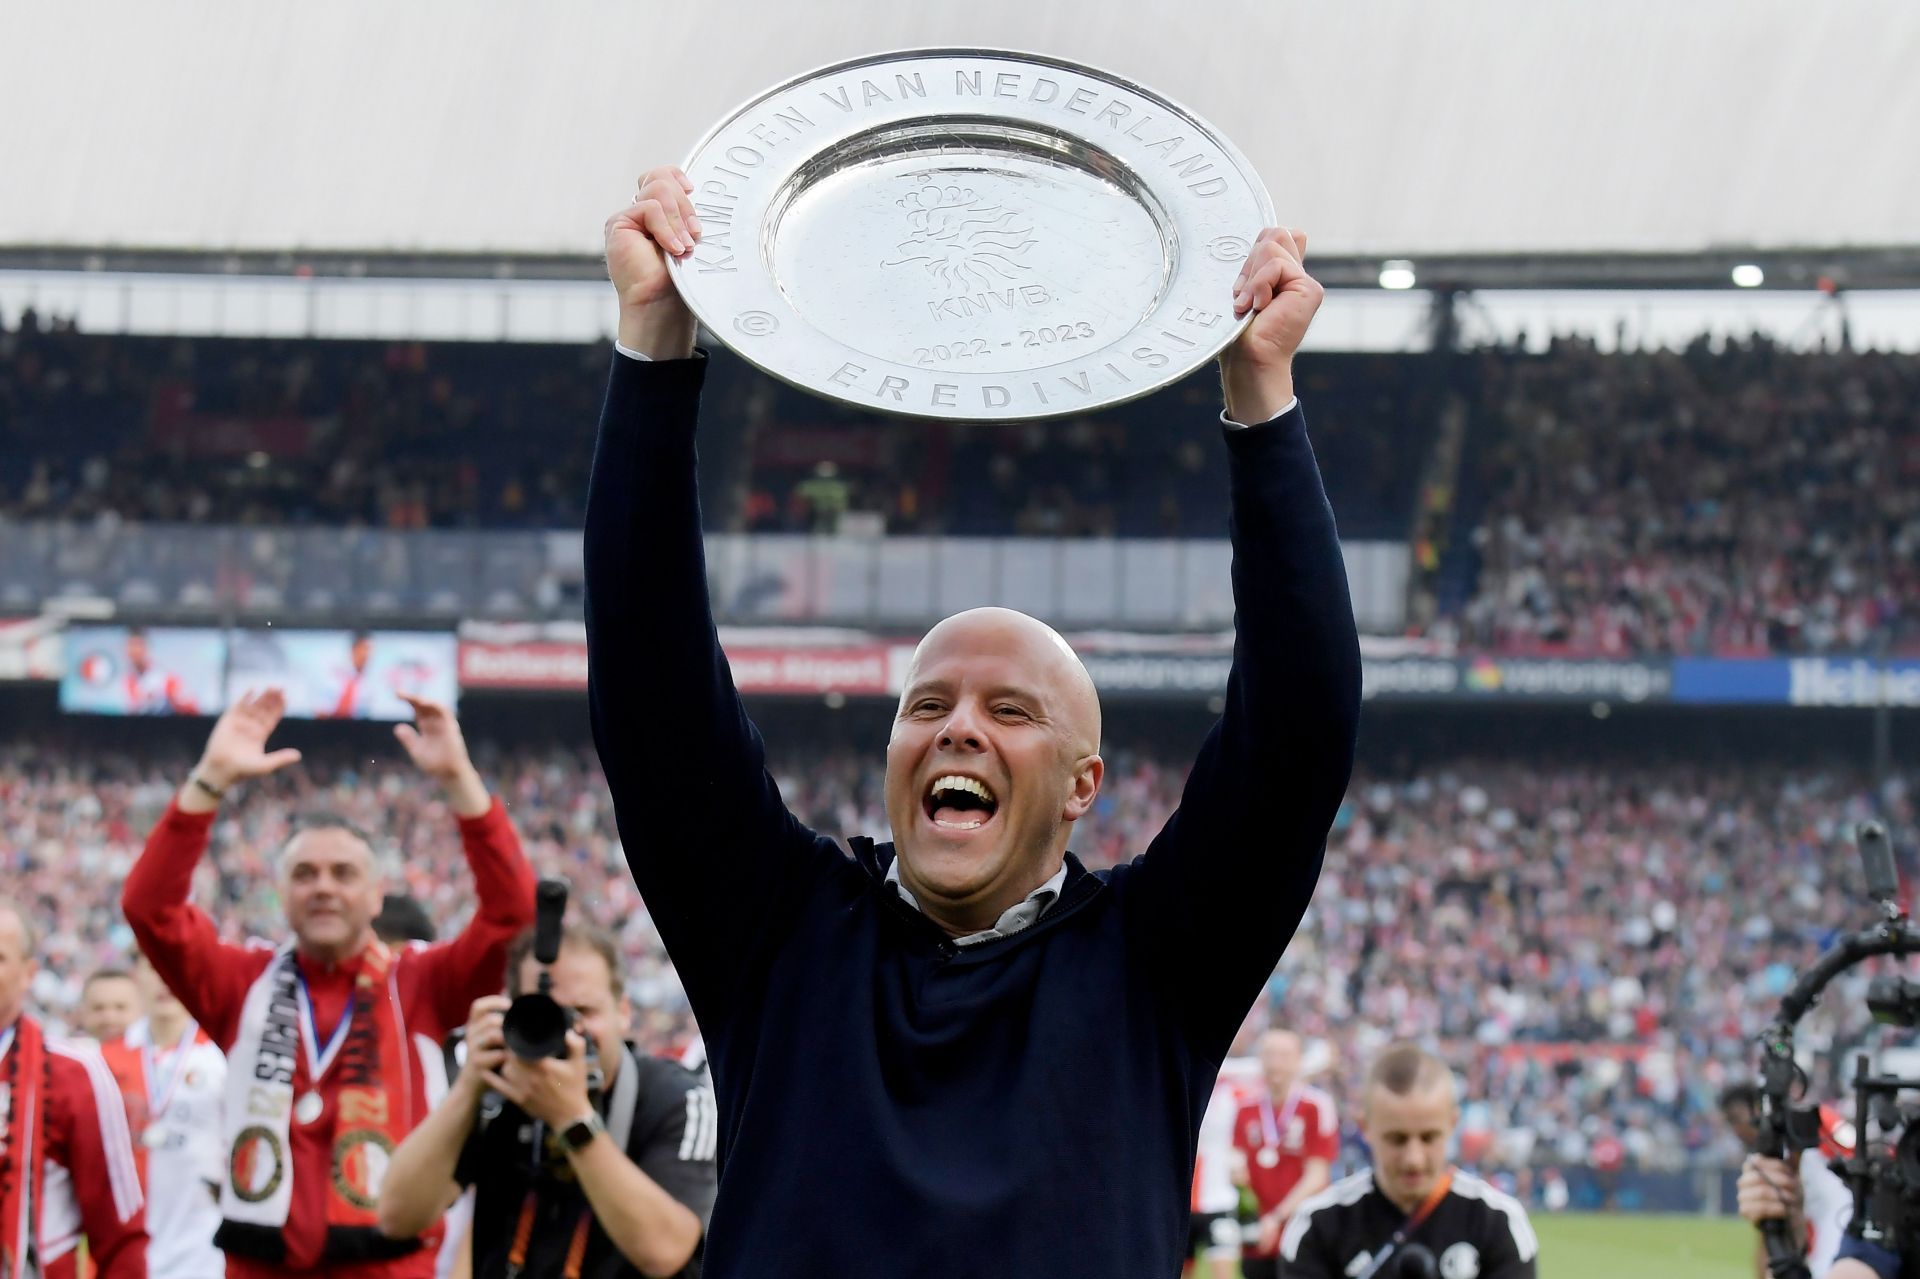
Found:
[499,877,604,1100]
[503,878,575,1060]
[1751,821,1920,1279]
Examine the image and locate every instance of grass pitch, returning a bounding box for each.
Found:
[1212,1213,1754,1277]
[1523,1212,1750,1278]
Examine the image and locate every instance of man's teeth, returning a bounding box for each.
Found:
[929,775,995,804]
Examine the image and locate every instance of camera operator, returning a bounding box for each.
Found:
[1740,1155,1890,1279]
[1280,1044,1537,1279]
[377,926,716,1279]
[1722,1083,1852,1277]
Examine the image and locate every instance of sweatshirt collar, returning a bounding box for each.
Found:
[884,858,1069,947]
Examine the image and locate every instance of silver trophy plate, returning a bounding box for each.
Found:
[671,49,1273,421]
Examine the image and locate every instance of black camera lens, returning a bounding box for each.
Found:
[502,991,572,1060]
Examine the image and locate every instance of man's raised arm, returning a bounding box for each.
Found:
[584,167,836,1019]
[123,689,307,1047]
[384,696,535,1027]
[1130,229,1363,1052]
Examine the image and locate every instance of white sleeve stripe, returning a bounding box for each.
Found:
[1281,1170,1372,1261]
[678,1089,699,1160]
[1451,1173,1539,1261]
[50,1042,144,1221]
[679,1085,717,1162]
[1278,1208,1311,1261]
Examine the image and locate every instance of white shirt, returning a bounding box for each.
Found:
[884,858,1068,946]
[1800,1146,1852,1278]
[1195,1056,1263,1213]
[611,343,1297,425]
[124,1019,228,1279]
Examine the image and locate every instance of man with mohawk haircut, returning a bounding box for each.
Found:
[584,164,1360,1279]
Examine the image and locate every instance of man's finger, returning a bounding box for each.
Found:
[640,165,694,194]
[644,177,702,239]
[1236,240,1299,301]
[262,748,303,773]
[640,177,697,245]
[397,692,445,719]
[637,200,688,255]
[482,1070,524,1104]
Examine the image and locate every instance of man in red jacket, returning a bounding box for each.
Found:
[123,688,536,1279]
[0,901,147,1279]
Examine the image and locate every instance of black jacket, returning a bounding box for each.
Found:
[583,352,1360,1278]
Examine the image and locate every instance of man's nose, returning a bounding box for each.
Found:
[938,706,986,750]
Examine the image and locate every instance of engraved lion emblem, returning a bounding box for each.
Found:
[879,183,1038,291]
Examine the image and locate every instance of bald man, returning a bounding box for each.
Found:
[583,166,1361,1279]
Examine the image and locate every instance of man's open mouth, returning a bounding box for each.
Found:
[923,774,1000,830]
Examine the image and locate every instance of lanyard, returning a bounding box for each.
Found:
[1355,1170,1454,1279]
[141,1022,198,1123]
[1259,1085,1301,1148]
[0,1024,13,1065]
[505,1190,592,1279]
[294,970,354,1085]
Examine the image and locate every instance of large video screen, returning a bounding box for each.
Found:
[224,629,458,720]
[61,626,229,716]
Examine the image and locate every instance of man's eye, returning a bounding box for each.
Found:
[995,706,1029,719]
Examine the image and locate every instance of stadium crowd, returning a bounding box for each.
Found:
[0,313,1423,541]
[1436,339,1920,656]
[4,730,1909,1183]
[8,314,1918,656]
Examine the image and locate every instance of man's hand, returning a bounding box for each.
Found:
[494,1030,595,1129]
[1737,1155,1808,1250]
[606,166,701,360]
[453,996,510,1104]
[180,688,303,811]
[1219,226,1323,425]
[394,694,490,817]
[1257,1209,1284,1254]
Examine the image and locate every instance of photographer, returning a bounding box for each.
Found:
[1722,1083,1852,1277]
[377,926,715,1279]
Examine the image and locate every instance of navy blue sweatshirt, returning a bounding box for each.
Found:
[583,353,1361,1278]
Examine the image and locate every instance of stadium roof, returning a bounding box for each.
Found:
[7,0,1919,286]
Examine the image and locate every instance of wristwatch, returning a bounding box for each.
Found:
[558,1111,605,1154]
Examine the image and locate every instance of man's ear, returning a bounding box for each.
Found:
[1062,754,1104,822]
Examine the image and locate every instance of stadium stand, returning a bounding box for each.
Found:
[4,705,1908,1203]
[7,314,1915,654]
